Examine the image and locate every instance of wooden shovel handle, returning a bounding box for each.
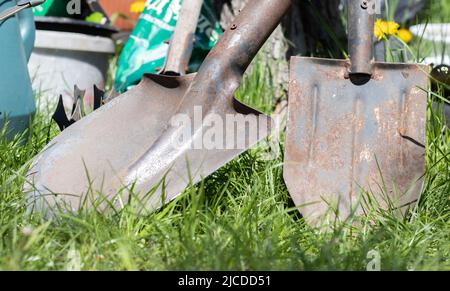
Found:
[164,0,204,75]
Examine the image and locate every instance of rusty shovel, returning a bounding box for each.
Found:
[52,0,203,131]
[284,0,429,224]
[25,0,292,214]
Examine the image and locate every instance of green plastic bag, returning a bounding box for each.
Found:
[114,0,222,92]
[33,0,69,17]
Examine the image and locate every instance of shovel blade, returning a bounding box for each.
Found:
[284,57,428,224]
[26,74,195,212]
[26,73,272,214]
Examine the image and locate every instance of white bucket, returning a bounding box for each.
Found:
[410,23,450,65]
[28,30,115,110]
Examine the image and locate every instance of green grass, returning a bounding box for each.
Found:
[0,62,448,270]
[418,0,450,24]
[0,1,449,271]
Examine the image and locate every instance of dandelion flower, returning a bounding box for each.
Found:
[130,0,147,14]
[374,19,400,41]
[397,28,413,43]
[374,19,385,40]
[385,21,400,35]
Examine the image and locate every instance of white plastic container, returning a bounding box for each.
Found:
[28,30,115,110]
[410,23,450,65]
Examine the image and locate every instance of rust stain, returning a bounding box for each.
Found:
[285,56,428,224]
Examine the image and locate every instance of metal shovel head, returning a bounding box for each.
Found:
[25,0,291,215]
[284,56,428,224]
[25,72,272,214]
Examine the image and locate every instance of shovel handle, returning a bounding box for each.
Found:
[0,0,44,22]
[200,0,291,81]
[164,0,203,75]
[348,0,375,76]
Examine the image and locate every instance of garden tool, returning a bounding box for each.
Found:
[430,64,450,128]
[52,85,106,131]
[51,0,203,131]
[431,64,449,98]
[0,1,40,140]
[284,0,429,224]
[163,0,203,75]
[26,0,291,214]
[0,0,44,21]
[114,0,222,92]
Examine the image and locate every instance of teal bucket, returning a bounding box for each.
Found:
[0,0,36,140]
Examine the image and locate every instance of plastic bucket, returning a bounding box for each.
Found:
[28,29,115,110]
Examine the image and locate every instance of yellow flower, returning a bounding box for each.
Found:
[397,28,413,43]
[374,19,400,41]
[374,19,385,40]
[130,1,146,14]
[385,21,400,35]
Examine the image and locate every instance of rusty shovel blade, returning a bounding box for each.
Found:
[284,57,429,224]
[26,71,273,214]
[25,0,292,215]
[26,72,271,214]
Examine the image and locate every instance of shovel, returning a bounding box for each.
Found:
[26,0,292,214]
[163,0,203,76]
[0,0,45,21]
[51,0,204,131]
[284,0,429,224]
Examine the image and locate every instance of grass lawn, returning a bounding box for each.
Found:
[0,1,449,271]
